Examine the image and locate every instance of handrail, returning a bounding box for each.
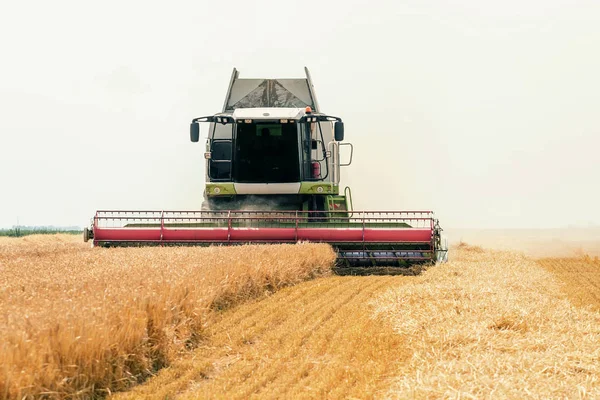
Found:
[95,210,435,214]
[344,186,353,213]
[92,210,438,231]
[339,143,353,166]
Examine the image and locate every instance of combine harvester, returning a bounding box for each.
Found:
[85,68,448,267]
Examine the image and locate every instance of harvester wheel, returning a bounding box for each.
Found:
[83,227,90,242]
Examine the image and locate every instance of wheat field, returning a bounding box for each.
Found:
[118,243,600,399]
[374,243,600,398]
[3,235,600,399]
[0,235,335,399]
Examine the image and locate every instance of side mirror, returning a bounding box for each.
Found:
[190,122,200,142]
[334,121,344,141]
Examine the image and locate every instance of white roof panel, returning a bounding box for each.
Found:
[232,108,306,120]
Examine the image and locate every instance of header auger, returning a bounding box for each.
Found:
[85,68,448,267]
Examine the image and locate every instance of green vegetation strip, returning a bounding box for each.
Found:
[0,229,82,237]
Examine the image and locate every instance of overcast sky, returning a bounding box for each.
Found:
[1,0,599,229]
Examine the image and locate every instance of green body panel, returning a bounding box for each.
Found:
[298,182,339,195]
[205,182,339,197]
[205,183,236,196]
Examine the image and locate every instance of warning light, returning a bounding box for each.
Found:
[305,106,312,114]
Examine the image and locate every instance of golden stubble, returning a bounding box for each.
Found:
[373,243,600,399]
[538,255,600,311]
[0,235,335,399]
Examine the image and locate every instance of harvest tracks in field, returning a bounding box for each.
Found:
[117,276,411,400]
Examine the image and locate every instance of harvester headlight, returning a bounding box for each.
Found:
[280,119,288,123]
[245,119,252,123]
[316,186,324,193]
[213,187,221,194]
[216,117,222,123]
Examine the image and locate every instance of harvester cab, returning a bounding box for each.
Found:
[190,67,353,215]
[85,68,448,267]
